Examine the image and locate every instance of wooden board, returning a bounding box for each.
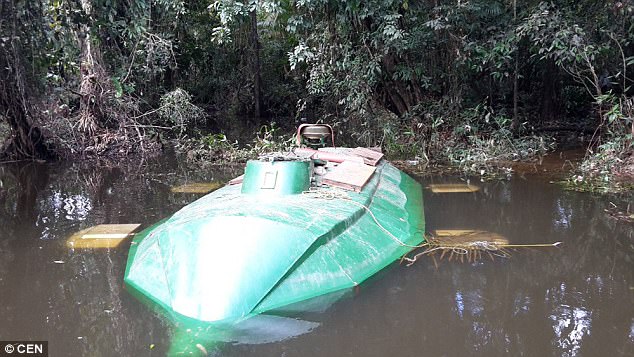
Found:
[81,224,141,239]
[431,230,509,246]
[322,161,376,192]
[67,224,141,249]
[171,182,224,193]
[427,183,480,193]
[352,147,384,166]
[434,229,481,236]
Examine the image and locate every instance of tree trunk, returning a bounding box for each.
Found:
[385,85,410,116]
[250,7,262,120]
[380,54,420,116]
[77,0,110,133]
[511,0,520,132]
[540,60,560,123]
[0,1,52,160]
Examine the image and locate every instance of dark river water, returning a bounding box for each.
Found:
[0,154,632,356]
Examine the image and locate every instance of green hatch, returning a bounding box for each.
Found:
[241,159,311,195]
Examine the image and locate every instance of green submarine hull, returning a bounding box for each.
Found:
[124,152,425,323]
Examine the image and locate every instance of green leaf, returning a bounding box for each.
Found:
[112,77,123,98]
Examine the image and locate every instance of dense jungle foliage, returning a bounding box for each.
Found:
[0,0,632,182]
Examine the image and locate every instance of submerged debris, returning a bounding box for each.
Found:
[402,230,509,266]
[604,202,634,223]
[402,230,561,267]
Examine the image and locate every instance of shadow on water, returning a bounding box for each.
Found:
[0,155,633,356]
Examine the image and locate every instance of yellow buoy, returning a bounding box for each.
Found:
[427,184,480,193]
[67,224,141,249]
[170,182,224,194]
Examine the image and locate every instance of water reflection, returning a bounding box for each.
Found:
[554,198,572,230]
[0,159,631,356]
[0,157,242,356]
[422,176,634,357]
[163,311,321,355]
[549,304,592,357]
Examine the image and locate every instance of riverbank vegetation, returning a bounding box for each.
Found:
[1,0,632,185]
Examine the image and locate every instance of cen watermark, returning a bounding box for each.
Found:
[0,342,47,356]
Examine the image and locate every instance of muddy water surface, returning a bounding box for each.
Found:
[0,154,632,356]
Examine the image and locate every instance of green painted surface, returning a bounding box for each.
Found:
[241,159,311,195]
[124,155,425,322]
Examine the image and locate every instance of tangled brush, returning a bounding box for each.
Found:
[401,230,561,267]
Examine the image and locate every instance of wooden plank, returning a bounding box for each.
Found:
[171,182,224,193]
[311,148,365,164]
[68,236,128,249]
[435,229,481,236]
[322,161,376,192]
[352,147,384,166]
[81,224,141,239]
[67,224,141,249]
[427,183,480,193]
[312,151,365,164]
[432,230,509,246]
